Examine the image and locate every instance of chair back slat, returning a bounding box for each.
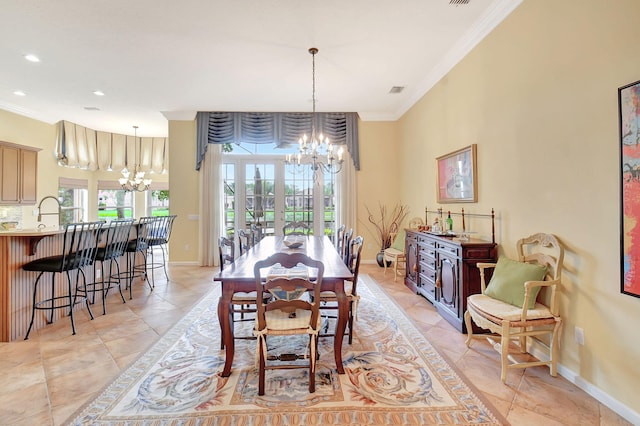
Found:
[60,221,104,270]
[100,219,135,260]
[254,253,324,331]
[218,236,235,270]
[283,221,310,236]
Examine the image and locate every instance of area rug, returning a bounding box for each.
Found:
[67,275,504,425]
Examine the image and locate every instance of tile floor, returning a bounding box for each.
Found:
[0,263,632,425]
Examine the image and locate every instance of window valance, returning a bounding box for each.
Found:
[196,111,359,171]
[55,121,168,174]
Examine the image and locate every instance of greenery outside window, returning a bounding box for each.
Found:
[147,182,169,216]
[58,177,87,226]
[97,181,134,220]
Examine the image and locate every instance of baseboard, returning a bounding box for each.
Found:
[167,261,200,266]
[528,341,640,425]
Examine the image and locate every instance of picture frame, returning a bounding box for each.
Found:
[619,79,640,298]
[436,144,477,203]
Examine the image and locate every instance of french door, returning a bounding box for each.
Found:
[222,155,336,238]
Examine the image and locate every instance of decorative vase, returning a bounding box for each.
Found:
[376,250,391,267]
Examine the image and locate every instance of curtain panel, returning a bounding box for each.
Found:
[56,121,168,174]
[195,111,360,171]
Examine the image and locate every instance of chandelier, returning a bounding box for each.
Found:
[119,125,151,192]
[285,47,344,181]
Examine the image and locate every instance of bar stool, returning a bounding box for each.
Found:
[144,215,176,283]
[88,219,134,315]
[22,221,104,339]
[124,217,153,299]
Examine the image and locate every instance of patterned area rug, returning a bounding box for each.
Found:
[67,275,504,425]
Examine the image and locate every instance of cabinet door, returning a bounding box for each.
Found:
[438,255,459,317]
[406,237,418,284]
[0,145,20,204]
[20,149,37,204]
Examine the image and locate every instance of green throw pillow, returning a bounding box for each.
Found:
[484,256,547,309]
[391,229,406,251]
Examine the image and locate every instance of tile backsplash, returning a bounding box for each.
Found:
[0,206,22,227]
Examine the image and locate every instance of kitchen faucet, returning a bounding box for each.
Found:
[37,196,61,226]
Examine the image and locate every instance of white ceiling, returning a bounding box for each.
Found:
[0,0,521,137]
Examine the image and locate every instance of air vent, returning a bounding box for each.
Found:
[84,106,100,111]
[389,86,405,94]
[450,0,470,4]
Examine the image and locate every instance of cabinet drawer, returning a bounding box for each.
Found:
[419,267,436,283]
[419,273,436,297]
[419,255,436,270]
[418,235,437,248]
[463,247,495,259]
[438,243,460,257]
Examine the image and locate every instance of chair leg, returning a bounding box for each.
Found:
[348,302,354,345]
[550,319,561,377]
[500,320,510,383]
[48,273,56,324]
[393,257,399,282]
[464,310,474,347]
[77,269,94,321]
[24,272,45,340]
[258,337,266,396]
[66,270,76,336]
[111,260,127,304]
[160,243,169,280]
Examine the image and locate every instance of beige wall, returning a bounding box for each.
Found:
[355,120,404,260]
[397,0,640,416]
[167,120,199,263]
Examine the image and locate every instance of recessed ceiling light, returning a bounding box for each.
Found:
[24,54,40,63]
[84,106,101,111]
[93,90,105,96]
[389,86,405,94]
[13,91,26,96]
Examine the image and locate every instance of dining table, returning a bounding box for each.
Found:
[214,235,353,377]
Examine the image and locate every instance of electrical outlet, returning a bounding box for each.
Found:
[574,327,585,345]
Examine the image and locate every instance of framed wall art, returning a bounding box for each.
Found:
[619,79,640,298]
[436,144,477,203]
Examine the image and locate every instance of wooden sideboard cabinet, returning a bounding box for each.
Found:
[404,229,497,333]
[0,142,39,205]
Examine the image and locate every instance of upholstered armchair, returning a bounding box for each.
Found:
[464,233,564,382]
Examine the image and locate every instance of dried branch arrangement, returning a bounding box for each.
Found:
[365,203,409,250]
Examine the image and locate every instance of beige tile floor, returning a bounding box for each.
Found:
[0,263,632,426]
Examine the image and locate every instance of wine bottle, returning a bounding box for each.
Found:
[446,211,453,231]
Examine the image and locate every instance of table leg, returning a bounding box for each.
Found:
[334,279,347,374]
[219,286,235,377]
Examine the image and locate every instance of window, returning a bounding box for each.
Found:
[222,142,338,239]
[97,181,134,219]
[58,177,88,225]
[147,182,169,216]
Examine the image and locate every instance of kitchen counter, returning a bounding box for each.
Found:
[0,227,63,236]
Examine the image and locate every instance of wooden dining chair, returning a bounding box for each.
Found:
[253,252,324,395]
[237,229,252,255]
[218,236,265,350]
[283,221,310,236]
[319,235,363,344]
[341,228,353,265]
[335,224,345,251]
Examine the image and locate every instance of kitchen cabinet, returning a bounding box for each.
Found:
[0,142,39,205]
